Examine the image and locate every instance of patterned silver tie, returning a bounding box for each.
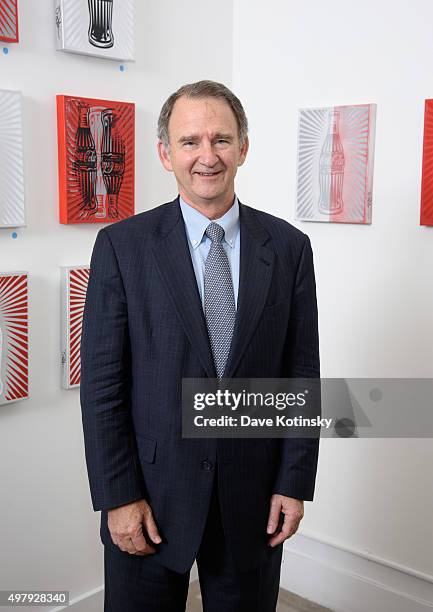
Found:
[204,222,236,378]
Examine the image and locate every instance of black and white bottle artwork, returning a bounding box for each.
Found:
[55,0,134,62]
[88,0,114,49]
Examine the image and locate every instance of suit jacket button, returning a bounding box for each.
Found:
[201,459,213,471]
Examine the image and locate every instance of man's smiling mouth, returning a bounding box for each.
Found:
[195,171,221,176]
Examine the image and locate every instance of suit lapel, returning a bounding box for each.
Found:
[151,198,217,378]
[224,202,275,378]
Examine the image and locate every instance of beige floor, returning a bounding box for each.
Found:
[186,580,332,611]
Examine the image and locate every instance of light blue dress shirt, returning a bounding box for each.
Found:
[179,196,240,310]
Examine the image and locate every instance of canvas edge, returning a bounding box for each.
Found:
[420,99,433,226]
[54,0,66,51]
[60,266,70,389]
[364,103,377,225]
[56,95,69,224]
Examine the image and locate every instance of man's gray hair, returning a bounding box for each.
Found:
[157,80,248,149]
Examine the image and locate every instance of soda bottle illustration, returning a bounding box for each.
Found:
[101,109,125,219]
[88,107,107,218]
[74,105,97,214]
[88,0,114,49]
[318,110,345,214]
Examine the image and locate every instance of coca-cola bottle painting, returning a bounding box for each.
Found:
[318,110,345,215]
[88,0,114,49]
[88,106,107,218]
[74,105,97,216]
[58,94,134,224]
[101,109,125,219]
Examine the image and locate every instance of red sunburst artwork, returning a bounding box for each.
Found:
[0,272,28,405]
[61,266,90,389]
[57,95,135,224]
[420,99,433,226]
[0,0,19,43]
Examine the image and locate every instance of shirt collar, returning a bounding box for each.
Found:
[179,195,240,250]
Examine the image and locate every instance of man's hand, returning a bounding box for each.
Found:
[107,499,162,555]
[266,494,304,547]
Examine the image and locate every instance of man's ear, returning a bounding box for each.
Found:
[238,136,249,167]
[157,140,173,172]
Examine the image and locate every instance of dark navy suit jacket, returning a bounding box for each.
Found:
[80,197,320,574]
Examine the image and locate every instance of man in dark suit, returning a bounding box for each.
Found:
[80,80,320,611]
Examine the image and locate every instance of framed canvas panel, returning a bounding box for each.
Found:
[420,99,433,226]
[61,266,89,389]
[0,90,25,228]
[0,0,19,43]
[0,272,28,405]
[296,104,376,224]
[57,94,135,224]
[55,0,134,61]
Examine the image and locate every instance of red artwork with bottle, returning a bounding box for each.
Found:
[0,0,19,43]
[420,99,433,226]
[57,94,135,224]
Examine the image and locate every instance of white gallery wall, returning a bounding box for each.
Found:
[1,1,433,611]
[233,0,433,610]
[0,0,233,609]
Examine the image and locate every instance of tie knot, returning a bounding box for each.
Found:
[205,222,225,243]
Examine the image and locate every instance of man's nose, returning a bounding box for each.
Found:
[198,142,219,166]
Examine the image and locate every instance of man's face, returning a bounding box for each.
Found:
[158,96,249,210]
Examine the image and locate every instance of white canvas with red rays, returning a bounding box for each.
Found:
[61,266,90,389]
[296,104,376,224]
[0,90,25,228]
[0,272,28,405]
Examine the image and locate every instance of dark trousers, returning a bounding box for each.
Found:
[104,466,283,611]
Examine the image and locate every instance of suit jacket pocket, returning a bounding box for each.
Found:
[137,435,157,464]
[263,296,291,313]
